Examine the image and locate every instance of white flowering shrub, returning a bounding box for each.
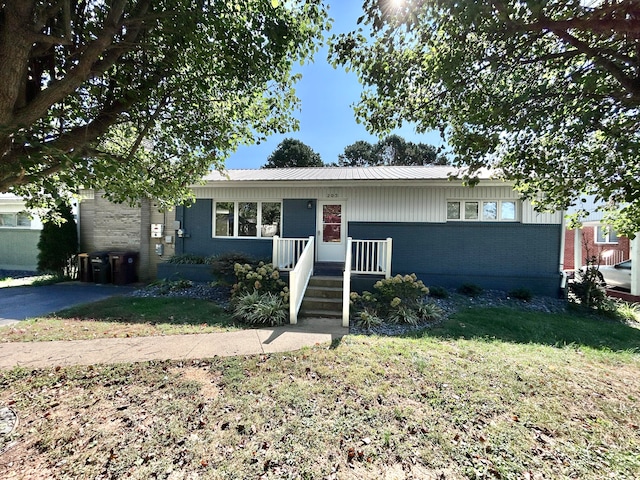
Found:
[232,262,289,304]
[351,274,443,327]
[231,262,290,326]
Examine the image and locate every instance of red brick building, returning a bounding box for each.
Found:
[564,225,630,271]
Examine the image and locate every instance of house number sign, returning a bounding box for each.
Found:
[325,192,339,198]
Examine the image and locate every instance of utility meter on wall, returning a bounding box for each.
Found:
[151,224,164,238]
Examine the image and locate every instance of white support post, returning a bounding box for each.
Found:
[272,235,280,268]
[573,228,582,270]
[342,237,352,328]
[631,235,639,296]
[384,237,393,279]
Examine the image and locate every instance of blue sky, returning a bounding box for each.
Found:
[225,1,443,169]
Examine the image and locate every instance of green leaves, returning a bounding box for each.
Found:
[1,0,330,211]
[330,0,640,236]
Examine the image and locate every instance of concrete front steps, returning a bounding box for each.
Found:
[299,276,343,320]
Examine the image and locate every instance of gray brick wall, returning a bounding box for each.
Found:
[79,191,175,281]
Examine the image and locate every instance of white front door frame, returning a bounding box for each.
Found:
[316,200,346,263]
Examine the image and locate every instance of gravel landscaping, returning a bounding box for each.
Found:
[128,281,568,336]
[129,281,232,308]
[350,288,568,336]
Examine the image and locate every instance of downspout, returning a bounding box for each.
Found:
[559,212,567,295]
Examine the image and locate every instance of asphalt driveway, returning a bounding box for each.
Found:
[0,283,135,326]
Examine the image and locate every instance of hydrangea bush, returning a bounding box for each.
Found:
[350,274,443,327]
[232,262,289,303]
[231,262,289,326]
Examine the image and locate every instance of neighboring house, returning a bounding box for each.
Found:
[0,194,43,271]
[171,166,564,296]
[563,196,631,271]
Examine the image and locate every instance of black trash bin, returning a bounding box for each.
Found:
[78,253,92,282]
[109,251,138,285]
[90,251,111,284]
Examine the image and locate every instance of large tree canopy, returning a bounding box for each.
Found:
[0,0,329,210]
[262,137,324,168]
[331,0,640,235]
[336,135,447,166]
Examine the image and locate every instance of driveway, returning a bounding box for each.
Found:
[0,283,135,326]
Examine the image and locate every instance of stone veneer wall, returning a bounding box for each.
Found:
[79,191,176,281]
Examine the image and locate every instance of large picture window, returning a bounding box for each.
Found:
[213,201,280,238]
[447,200,517,222]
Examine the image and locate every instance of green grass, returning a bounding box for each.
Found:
[0,296,239,342]
[1,307,639,478]
[423,307,640,353]
[0,274,55,288]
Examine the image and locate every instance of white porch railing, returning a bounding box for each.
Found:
[350,237,393,278]
[342,238,353,328]
[288,236,315,324]
[600,249,626,266]
[272,235,310,271]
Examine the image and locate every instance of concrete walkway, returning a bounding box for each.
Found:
[0,318,347,369]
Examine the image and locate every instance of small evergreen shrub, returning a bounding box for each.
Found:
[166,253,206,264]
[569,256,609,311]
[428,285,449,299]
[37,202,78,278]
[458,283,483,297]
[508,288,533,302]
[232,291,287,326]
[151,278,194,294]
[208,251,257,283]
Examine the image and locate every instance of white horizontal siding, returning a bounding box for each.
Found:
[193,184,561,225]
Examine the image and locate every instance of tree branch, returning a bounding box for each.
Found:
[125,93,170,163]
[10,0,143,128]
[551,28,640,97]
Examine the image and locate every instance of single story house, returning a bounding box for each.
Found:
[0,194,44,271]
[170,166,564,296]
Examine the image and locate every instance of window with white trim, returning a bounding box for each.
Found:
[447,200,517,221]
[594,225,619,244]
[213,201,281,238]
[0,211,31,228]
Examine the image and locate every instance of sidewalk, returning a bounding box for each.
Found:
[0,318,347,369]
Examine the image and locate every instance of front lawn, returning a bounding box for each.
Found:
[1,309,638,479]
[0,296,238,342]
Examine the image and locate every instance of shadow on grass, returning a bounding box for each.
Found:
[56,296,239,329]
[411,306,640,353]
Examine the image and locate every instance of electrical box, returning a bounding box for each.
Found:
[155,243,164,256]
[151,223,164,238]
[164,235,173,244]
